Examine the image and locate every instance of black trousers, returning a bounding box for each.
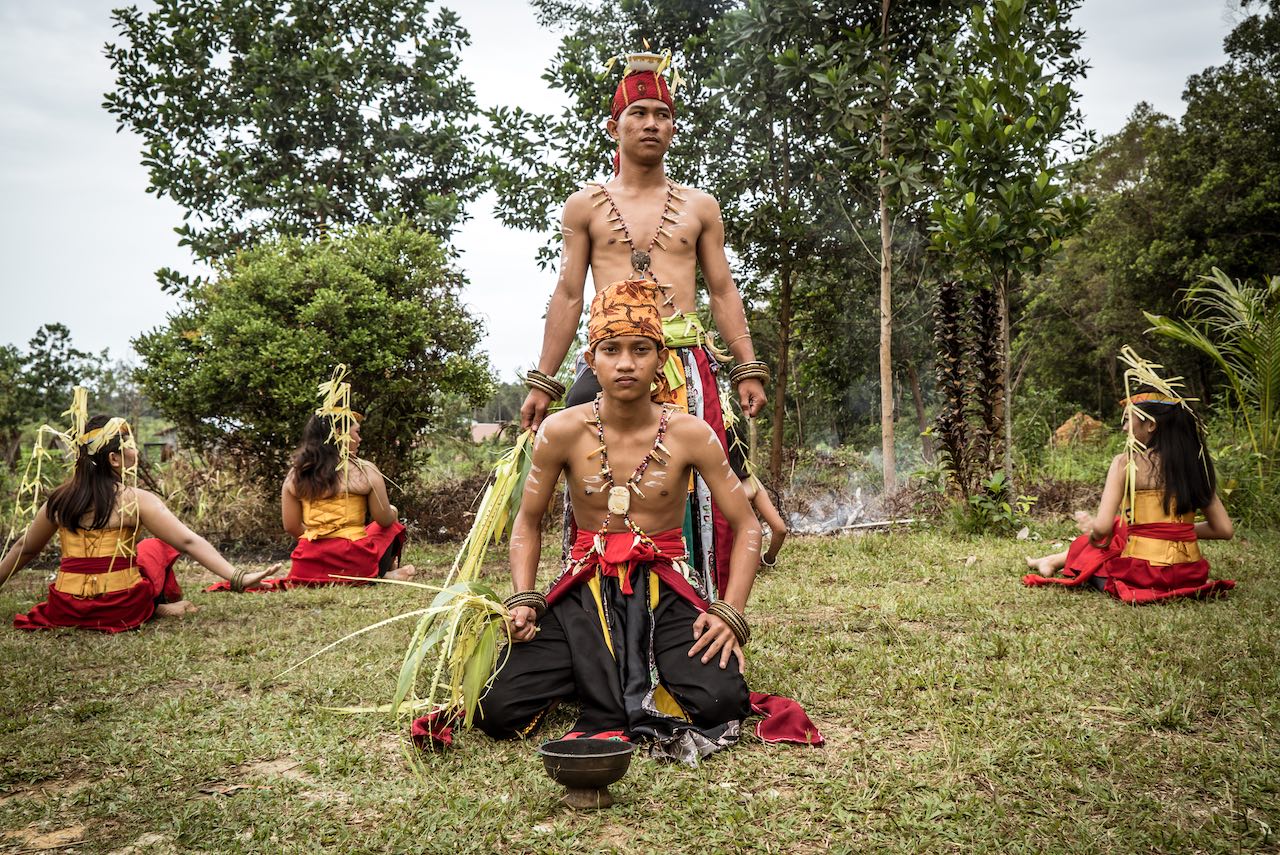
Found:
[476,581,750,739]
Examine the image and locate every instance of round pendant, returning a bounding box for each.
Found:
[631,249,651,274]
[607,486,631,515]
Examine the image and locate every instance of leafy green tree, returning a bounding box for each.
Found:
[132,223,494,480]
[715,2,857,483]
[1018,1,1280,420]
[105,0,481,291]
[0,346,27,467]
[474,381,529,424]
[930,0,1091,485]
[20,324,100,427]
[747,0,966,487]
[89,360,155,427]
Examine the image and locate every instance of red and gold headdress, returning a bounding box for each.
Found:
[605,47,683,174]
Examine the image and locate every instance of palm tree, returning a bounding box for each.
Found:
[1145,268,1280,482]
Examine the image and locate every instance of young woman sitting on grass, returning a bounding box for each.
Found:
[213,414,416,591]
[1023,389,1235,604]
[0,415,272,632]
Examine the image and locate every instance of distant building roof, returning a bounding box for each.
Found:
[470,422,502,443]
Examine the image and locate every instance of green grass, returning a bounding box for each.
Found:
[1,527,1277,853]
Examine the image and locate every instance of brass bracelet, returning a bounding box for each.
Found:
[230,567,247,593]
[706,600,751,646]
[726,332,752,347]
[504,590,548,617]
[729,361,771,386]
[524,369,566,401]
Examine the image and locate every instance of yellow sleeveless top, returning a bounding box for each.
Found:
[54,526,143,597]
[1121,489,1201,566]
[301,494,368,541]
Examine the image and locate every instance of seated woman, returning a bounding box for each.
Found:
[1,415,271,632]
[224,414,415,590]
[1023,391,1235,604]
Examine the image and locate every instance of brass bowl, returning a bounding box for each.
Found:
[537,738,635,809]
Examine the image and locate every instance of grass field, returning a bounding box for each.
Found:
[1,525,1276,853]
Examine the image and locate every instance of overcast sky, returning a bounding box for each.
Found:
[0,0,1239,381]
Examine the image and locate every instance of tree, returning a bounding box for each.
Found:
[715,2,853,484]
[0,346,27,467]
[930,0,1091,487]
[104,0,481,291]
[750,0,967,488]
[132,223,494,480]
[1017,1,1280,420]
[20,324,99,427]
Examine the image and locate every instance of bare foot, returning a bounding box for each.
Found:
[385,564,417,582]
[155,600,199,617]
[1025,556,1056,578]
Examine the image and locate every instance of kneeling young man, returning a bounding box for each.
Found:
[478,280,762,761]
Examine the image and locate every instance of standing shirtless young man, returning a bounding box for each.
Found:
[478,281,766,761]
[519,51,772,601]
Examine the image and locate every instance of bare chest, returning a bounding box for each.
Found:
[587,182,700,282]
[562,414,691,530]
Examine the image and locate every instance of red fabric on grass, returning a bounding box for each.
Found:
[14,538,181,633]
[1022,519,1234,604]
[206,521,405,592]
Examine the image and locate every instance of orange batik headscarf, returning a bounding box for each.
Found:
[588,280,676,404]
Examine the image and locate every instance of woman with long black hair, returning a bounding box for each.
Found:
[246,413,414,588]
[1024,388,1235,604]
[0,415,271,631]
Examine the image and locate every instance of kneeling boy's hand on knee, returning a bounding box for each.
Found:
[689,613,740,670]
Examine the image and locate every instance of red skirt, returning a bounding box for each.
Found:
[14,539,182,633]
[1023,519,1234,604]
[205,521,406,592]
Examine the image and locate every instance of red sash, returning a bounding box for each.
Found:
[205,521,406,592]
[548,528,705,608]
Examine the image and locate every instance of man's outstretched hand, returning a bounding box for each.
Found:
[689,612,744,673]
[737,378,767,419]
[520,388,554,431]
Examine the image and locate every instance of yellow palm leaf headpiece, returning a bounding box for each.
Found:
[316,364,359,475]
[1117,346,1204,511]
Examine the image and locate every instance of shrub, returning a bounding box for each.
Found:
[133,223,494,483]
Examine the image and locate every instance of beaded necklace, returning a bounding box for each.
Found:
[589,179,686,310]
[585,392,674,543]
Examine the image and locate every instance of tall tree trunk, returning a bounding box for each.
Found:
[878,0,896,492]
[906,362,933,462]
[997,277,1013,481]
[879,166,896,492]
[769,266,794,485]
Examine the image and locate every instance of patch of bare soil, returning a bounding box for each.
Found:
[0,776,92,805]
[242,758,312,782]
[3,822,86,851]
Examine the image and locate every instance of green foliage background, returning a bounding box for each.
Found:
[132,223,493,481]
